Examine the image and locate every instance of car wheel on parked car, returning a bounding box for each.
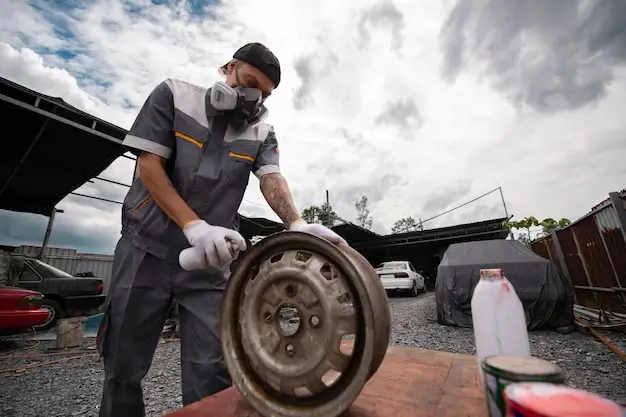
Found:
[36,299,64,330]
[409,281,419,297]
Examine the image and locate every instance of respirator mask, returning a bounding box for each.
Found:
[210,65,264,132]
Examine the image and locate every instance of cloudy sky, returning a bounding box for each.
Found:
[1,0,625,254]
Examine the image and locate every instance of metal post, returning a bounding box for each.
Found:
[594,211,622,288]
[499,187,514,240]
[544,238,554,260]
[550,229,577,304]
[498,187,509,218]
[325,189,330,226]
[39,208,64,260]
[550,230,569,278]
[571,227,598,303]
[609,192,626,244]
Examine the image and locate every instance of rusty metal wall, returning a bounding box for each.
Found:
[573,215,617,288]
[594,206,626,287]
[531,194,626,311]
[531,239,551,260]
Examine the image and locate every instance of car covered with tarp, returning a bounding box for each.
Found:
[435,239,575,330]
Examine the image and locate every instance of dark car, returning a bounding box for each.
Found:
[10,256,105,330]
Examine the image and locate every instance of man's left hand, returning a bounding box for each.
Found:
[289,219,346,245]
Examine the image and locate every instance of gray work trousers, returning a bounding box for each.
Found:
[97,237,231,417]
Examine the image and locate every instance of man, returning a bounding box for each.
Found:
[97,43,346,417]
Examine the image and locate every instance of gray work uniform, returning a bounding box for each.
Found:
[97,78,280,417]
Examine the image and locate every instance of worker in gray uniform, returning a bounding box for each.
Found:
[97,42,346,417]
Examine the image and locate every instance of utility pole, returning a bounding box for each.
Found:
[499,187,514,240]
[325,190,330,226]
[39,208,64,260]
[498,187,509,219]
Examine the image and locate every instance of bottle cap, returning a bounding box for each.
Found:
[480,269,504,279]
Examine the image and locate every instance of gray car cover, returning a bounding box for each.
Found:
[435,240,574,330]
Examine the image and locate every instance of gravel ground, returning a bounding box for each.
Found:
[1,292,624,416]
[388,292,626,404]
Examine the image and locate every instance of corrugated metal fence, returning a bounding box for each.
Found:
[13,245,114,295]
[531,191,626,312]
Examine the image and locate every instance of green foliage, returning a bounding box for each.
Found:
[301,203,338,227]
[391,216,423,233]
[505,216,572,244]
[355,196,373,230]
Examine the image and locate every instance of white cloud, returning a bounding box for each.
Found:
[1,0,625,253]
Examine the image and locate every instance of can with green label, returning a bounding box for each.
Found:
[481,356,565,417]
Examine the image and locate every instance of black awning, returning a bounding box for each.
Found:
[331,223,382,244]
[0,76,128,216]
[238,215,285,240]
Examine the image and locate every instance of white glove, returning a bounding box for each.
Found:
[289,219,346,245]
[181,220,247,269]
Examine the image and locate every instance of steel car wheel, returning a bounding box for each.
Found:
[221,231,391,417]
[35,299,63,331]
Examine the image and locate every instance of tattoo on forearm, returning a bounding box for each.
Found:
[260,173,300,227]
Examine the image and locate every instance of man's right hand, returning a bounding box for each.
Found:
[182,220,247,268]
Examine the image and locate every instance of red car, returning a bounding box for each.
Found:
[0,286,50,336]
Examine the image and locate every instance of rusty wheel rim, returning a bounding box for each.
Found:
[220,231,390,417]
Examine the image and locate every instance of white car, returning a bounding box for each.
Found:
[375,261,425,297]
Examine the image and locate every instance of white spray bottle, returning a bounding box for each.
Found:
[470,268,531,379]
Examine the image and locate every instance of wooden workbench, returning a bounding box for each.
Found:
[166,342,487,417]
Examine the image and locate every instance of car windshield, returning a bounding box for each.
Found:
[32,260,74,278]
[379,262,406,269]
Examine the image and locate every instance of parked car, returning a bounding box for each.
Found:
[2,254,105,330]
[0,286,50,336]
[375,261,425,297]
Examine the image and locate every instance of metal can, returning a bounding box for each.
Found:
[481,356,565,417]
[504,382,625,417]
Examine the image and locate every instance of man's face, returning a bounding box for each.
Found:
[225,61,274,102]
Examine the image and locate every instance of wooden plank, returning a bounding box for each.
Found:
[166,342,487,417]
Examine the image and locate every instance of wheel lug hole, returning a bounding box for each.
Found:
[285,344,295,356]
[310,315,320,328]
[285,284,297,297]
[264,311,272,321]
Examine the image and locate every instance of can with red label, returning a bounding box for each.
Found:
[504,382,625,417]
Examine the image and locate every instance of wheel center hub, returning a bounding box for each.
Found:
[239,250,358,396]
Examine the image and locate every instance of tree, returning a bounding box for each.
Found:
[301,206,319,224]
[540,217,572,235]
[355,196,373,230]
[504,216,571,244]
[391,216,420,233]
[507,216,539,242]
[318,202,338,227]
[301,203,338,227]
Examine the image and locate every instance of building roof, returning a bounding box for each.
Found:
[331,222,381,243]
[235,216,509,248]
[349,217,510,249]
[237,215,285,240]
[0,76,128,216]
